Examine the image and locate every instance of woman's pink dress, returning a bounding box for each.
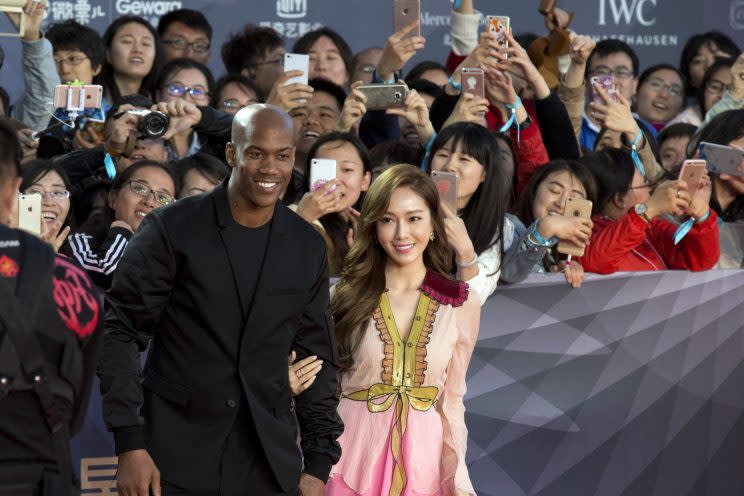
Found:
[326,271,480,496]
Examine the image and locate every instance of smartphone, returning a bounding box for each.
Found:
[310,159,337,192]
[53,84,103,110]
[460,68,485,99]
[284,53,310,86]
[699,142,744,177]
[539,0,556,15]
[486,15,510,50]
[17,194,42,236]
[678,159,707,193]
[431,170,457,213]
[556,197,593,257]
[590,74,619,104]
[357,83,408,110]
[393,0,420,39]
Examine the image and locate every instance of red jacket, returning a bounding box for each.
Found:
[446,51,549,194]
[580,209,720,274]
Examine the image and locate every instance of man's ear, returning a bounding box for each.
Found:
[225,142,236,169]
[612,191,627,210]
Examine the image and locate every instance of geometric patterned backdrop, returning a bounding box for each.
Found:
[465,270,744,495]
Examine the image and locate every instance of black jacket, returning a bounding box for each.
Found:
[98,180,343,492]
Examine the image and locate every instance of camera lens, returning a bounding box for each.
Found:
[393,92,402,102]
[137,111,170,139]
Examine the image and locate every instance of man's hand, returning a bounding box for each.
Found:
[299,473,324,496]
[116,449,161,496]
[588,86,638,139]
[266,71,315,114]
[385,88,434,146]
[337,81,367,132]
[153,101,203,141]
[376,20,426,82]
[5,0,44,41]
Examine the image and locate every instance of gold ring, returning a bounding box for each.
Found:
[295,369,303,379]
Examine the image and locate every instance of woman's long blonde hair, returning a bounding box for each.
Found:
[331,164,453,369]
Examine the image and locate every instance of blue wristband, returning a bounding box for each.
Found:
[452,0,462,9]
[630,130,646,177]
[104,153,117,180]
[695,209,711,223]
[448,76,462,92]
[372,69,396,85]
[528,219,558,246]
[499,97,523,144]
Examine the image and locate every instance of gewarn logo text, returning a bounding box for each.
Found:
[599,0,657,26]
[116,0,182,16]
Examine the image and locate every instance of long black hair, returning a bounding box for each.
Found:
[580,148,637,213]
[429,123,508,261]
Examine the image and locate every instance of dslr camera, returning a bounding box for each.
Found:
[127,109,171,139]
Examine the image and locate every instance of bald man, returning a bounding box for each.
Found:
[99,104,342,496]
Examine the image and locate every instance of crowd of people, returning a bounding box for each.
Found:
[1,0,743,494]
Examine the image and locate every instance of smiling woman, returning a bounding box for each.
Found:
[20,160,74,253]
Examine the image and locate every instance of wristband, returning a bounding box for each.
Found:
[456,253,478,268]
[528,219,558,246]
[448,76,462,92]
[630,130,646,177]
[499,97,523,144]
[674,209,712,245]
[452,0,462,9]
[695,209,711,224]
[420,132,438,171]
[104,153,117,180]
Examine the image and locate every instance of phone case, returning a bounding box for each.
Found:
[393,0,420,39]
[461,68,485,99]
[53,84,103,109]
[284,53,310,86]
[17,194,42,236]
[590,75,619,104]
[699,142,744,177]
[679,160,707,192]
[357,84,408,110]
[310,159,337,192]
[556,197,593,257]
[487,15,510,50]
[431,170,457,213]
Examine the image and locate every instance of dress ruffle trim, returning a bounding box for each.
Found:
[421,271,468,308]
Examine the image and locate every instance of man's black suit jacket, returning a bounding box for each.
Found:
[98,180,343,492]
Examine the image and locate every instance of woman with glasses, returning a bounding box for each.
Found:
[156,58,215,160]
[19,160,73,252]
[634,64,687,132]
[210,74,261,115]
[668,57,736,127]
[66,160,176,289]
[579,148,719,274]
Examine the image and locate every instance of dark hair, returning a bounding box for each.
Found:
[658,122,698,146]
[429,123,507,261]
[689,109,744,155]
[515,160,598,227]
[45,20,106,73]
[96,16,163,107]
[304,132,372,273]
[594,118,660,163]
[105,160,176,224]
[0,86,8,116]
[680,31,741,96]
[0,118,21,182]
[369,142,423,171]
[405,60,450,85]
[156,57,215,96]
[211,74,263,108]
[174,152,230,197]
[580,148,636,211]
[309,78,347,110]
[429,93,460,132]
[157,8,212,41]
[515,33,539,51]
[20,160,75,228]
[637,63,685,93]
[697,57,736,114]
[585,39,640,79]
[221,25,283,75]
[292,27,353,84]
[406,78,444,100]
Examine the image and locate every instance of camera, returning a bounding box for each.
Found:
[127,110,171,139]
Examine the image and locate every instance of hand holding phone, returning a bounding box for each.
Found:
[53,84,103,110]
[284,53,310,86]
[486,15,510,51]
[393,0,421,39]
[678,159,707,193]
[17,194,42,236]
[590,75,619,104]
[431,170,458,214]
[461,68,485,99]
[556,197,593,257]
[357,84,408,110]
[310,159,337,192]
[699,142,744,177]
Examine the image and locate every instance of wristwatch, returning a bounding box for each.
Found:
[634,203,652,223]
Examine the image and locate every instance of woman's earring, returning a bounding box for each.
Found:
[429,232,435,242]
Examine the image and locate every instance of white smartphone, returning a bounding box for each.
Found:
[17,194,42,236]
[284,53,310,86]
[310,159,337,192]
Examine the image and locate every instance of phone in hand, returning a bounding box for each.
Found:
[460,68,485,99]
[431,170,458,214]
[53,84,103,110]
[356,83,408,110]
[539,0,556,15]
[284,53,310,86]
[678,159,707,193]
[393,0,420,39]
[699,142,744,177]
[556,197,593,257]
[17,194,42,236]
[310,159,337,192]
[590,74,619,104]
[486,15,510,50]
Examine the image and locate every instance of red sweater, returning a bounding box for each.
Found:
[580,209,720,274]
[446,51,549,194]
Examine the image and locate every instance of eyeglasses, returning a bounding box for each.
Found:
[161,38,210,54]
[126,180,174,206]
[358,64,376,74]
[163,83,211,100]
[705,79,731,96]
[53,55,89,67]
[590,67,635,80]
[23,189,70,201]
[645,78,683,97]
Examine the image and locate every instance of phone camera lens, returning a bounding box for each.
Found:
[573,210,580,217]
[393,92,402,101]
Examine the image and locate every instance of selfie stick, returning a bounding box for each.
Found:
[65,81,86,124]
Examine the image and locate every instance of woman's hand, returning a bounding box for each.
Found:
[441,92,489,129]
[266,71,315,114]
[288,351,322,396]
[441,203,476,265]
[72,126,104,150]
[337,81,368,132]
[551,260,585,288]
[645,180,691,218]
[345,207,360,248]
[568,33,597,66]
[296,179,343,224]
[386,88,435,146]
[496,29,550,99]
[376,20,426,82]
[538,215,593,247]
[40,219,70,253]
[684,173,712,219]
[587,85,638,140]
